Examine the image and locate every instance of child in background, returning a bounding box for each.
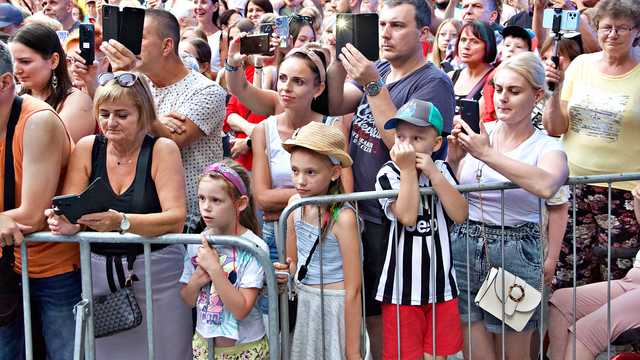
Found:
[374,99,468,360]
[180,160,269,359]
[275,122,363,360]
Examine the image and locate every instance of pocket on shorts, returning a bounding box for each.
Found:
[516,238,542,269]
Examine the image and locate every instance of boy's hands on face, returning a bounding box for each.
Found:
[390,142,416,172]
[415,152,437,177]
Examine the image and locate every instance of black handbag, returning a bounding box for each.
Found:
[0,97,24,327]
[93,270,142,338]
[91,135,153,337]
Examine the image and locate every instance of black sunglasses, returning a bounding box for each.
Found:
[97,72,138,87]
[289,14,313,25]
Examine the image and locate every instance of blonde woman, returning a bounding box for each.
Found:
[429,18,462,71]
[46,72,192,360]
[448,52,569,360]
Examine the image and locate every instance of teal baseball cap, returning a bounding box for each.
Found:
[384,99,444,136]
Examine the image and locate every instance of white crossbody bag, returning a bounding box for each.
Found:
[472,161,542,332]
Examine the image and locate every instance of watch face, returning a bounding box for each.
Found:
[367,82,381,96]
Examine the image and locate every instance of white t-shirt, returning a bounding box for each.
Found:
[150,70,227,228]
[459,125,565,226]
[179,230,268,343]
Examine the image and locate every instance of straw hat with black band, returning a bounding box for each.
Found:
[282,122,352,168]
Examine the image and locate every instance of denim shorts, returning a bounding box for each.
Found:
[451,221,543,333]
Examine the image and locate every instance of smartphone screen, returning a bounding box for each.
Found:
[101,5,119,44]
[240,34,270,55]
[459,99,481,134]
[336,13,379,61]
[79,24,95,65]
[119,7,145,55]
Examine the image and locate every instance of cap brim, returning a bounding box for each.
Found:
[0,20,13,27]
[384,116,438,133]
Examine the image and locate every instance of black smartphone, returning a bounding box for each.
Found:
[119,7,145,55]
[459,99,481,134]
[336,13,379,61]
[101,6,145,55]
[101,4,119,44]
[79,23,95,65]
[52,178,114,224]
[240,34,271,55]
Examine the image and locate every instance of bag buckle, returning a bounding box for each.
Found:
[508,283,525,302]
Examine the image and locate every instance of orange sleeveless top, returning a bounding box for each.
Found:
[0,95,80,278]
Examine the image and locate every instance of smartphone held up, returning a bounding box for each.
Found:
[102,5,145,55]
[335,13,379,61]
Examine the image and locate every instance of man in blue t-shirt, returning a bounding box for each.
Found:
[325,0,455,356]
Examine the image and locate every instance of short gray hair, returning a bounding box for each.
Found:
[0,42,13,75]
[383,0,431,28]
[594,0,640,29]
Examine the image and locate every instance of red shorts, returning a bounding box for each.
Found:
[381,298,463,358]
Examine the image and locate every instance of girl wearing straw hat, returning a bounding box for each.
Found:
[274,121,364,360]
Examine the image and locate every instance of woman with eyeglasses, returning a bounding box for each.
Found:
[45,72,192,360]
[543,0,640,291]
[9,23,94,143]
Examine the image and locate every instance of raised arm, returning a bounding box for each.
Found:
[542,58,570,136]
[325,59,366,116]
[225,35,279,116]
[58,90,96,142]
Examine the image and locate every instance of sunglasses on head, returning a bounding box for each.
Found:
[289,14,313,25]
[97,72,138,87]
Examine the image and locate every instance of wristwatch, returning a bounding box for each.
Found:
[364,78,384,97]
[119,212,130,234]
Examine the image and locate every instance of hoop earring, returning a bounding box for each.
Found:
[51,73,58,90]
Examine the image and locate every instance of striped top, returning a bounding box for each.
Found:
[374,160,458,305]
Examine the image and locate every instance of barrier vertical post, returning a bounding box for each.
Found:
[79,239,95,360]
[20,242,32,360]
[143,243,155,360]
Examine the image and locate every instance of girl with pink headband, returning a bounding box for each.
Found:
[180,160,270,359]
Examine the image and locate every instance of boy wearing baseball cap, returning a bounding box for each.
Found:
[374,99,468,359]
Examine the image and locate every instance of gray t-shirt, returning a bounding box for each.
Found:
[349,60,455,224]
[150,70,227,228]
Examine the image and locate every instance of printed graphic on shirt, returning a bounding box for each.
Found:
[196,253,239,339]
[351,103,381,155]
[569,91,630,143]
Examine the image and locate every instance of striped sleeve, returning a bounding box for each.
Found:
[375,161,401,221]
[436,160,458,186]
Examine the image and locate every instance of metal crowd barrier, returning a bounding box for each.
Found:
[276,172,640,360]
[19,233,281,360]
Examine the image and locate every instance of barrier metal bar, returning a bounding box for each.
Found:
[607,182,612,359]
[21,233,281,360]
[571,184,577,360]
[143,242,154,360]
[276,172,640,359]
[20,242,32,360]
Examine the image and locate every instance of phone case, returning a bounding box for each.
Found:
[120,7,145,55]
[274,16,289,48]
[79,24,95,65]
[240,34,270,55]
[459,99,481,134]
[101,5,119,44]
[52,177,114,224]
[336,13,379,61]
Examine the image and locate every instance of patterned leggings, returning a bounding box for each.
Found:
[192,333,269,360]
[554,184,640,290]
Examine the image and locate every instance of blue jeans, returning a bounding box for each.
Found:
[261,221,280,263]
[0,270,82,360]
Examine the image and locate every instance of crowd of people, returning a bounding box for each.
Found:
[0,0,638,359]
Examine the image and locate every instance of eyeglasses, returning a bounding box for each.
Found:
[598,25,636,36]
[289,14,313,25]
[97,72,138,87]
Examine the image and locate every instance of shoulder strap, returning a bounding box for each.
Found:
[124,135,156,272]
[451,69,462,85]
[466,69,493,101]
[1,96,23,262]
[263,117,273,173]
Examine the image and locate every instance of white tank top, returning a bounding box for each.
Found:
[264,116,294,189]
